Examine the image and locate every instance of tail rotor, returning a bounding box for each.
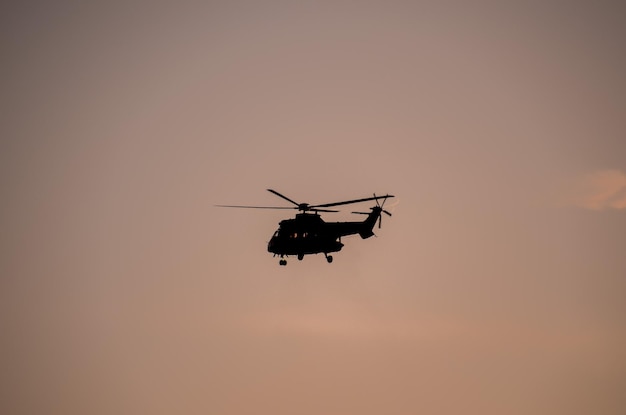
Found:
[351,193,393,229]
[374,193,393,228]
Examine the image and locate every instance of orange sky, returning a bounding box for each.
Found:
[2,1,625,414]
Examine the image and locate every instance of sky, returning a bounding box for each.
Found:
[1,1,625,414]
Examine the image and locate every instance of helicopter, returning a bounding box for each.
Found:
[217,189,394,265]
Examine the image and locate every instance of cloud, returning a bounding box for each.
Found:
[240,309,468,341]
[573,169,626,210]
[237,309,622,358]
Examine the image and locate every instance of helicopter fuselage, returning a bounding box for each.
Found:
[267,209,381,262]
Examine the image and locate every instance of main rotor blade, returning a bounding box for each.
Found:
[267,189,300,207]
[215,205,338,213]
[313,194,395,209]
[215,205,296,210]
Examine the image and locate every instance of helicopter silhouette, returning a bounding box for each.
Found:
[217,189,394,265]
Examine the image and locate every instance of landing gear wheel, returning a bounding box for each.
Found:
[326,255,333,264]
[297,254,304,261]
[279,259,287,266]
